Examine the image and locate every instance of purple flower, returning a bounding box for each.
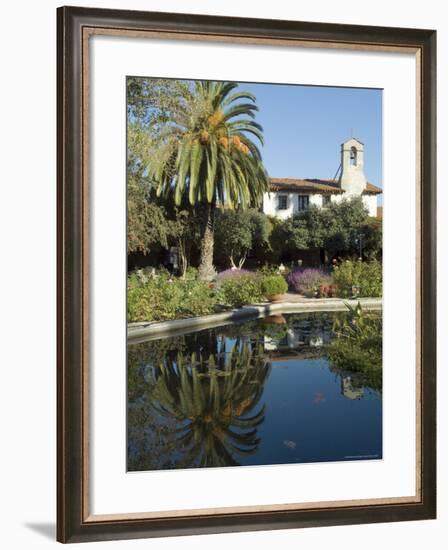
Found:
[286,267,332,296]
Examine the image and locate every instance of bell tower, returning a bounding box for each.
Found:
[339,138,367,196]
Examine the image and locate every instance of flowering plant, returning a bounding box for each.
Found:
[286,267,333,297]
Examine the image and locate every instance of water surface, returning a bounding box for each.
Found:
[128,312,382,471]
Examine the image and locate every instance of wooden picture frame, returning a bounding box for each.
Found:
[57,5,436,543]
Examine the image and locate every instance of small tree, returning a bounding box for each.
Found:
[289,197,369,261]
[127,120,170,255]
[282,216,310,251]
[361,217,383,260]
[127,175,169,255]
[267,197,371,264]
[215,209,271,268]
[265,215,309,264]
[323,197,370,257]
[167,209,201,277]
[245,210,272,264]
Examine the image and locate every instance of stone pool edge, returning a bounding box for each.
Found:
[128,297,382,343]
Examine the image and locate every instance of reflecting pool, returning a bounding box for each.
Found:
[127,311,382,471]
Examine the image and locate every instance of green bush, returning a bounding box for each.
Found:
[183,266,199,280]
[333,260,382,297]
[179,277,218,317]
[258,264,284,276]
[127,272,217,322]
[219,275,264,307]
[260,275,288,299]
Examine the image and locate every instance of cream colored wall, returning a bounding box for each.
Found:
[263,191,325,218]
[263,192,380,218]
[362,195,378,217]
[263,191,378,218]
[263,192,295,219]
[309,194,323,207]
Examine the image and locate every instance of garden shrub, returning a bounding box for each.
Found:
[183,266,199,280]
[260,274,288,299]
[180,277,219,317]
[332,260,382,297]
[258,264,287,276]
[286,268,333,297]
[219,274,264,307]
[127,271,217,322]
[216,268,253,281]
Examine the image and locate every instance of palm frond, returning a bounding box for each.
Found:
[188,141,203,205]
[223,103,259,121]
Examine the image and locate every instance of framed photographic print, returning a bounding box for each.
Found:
[57,5,436,543]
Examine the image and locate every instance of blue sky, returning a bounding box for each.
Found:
[240,82,382,188]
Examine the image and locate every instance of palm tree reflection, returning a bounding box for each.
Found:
[130,332,271,469]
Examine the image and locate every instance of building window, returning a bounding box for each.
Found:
[322,195,331,207]
[277,194,288,210]
[350,146,357,166]
[298,195,310,211]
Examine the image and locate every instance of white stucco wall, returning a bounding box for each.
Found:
[263,191,326,218]
[319,193,378,217]
[263,191,379,218]
[362,194,378,217]
[264,192,343,218]
[263,192,295,219]
[309,194,323,207]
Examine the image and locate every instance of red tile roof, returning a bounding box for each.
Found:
[269,177,382,195]
[364,182,383,195]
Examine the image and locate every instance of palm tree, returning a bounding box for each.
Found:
[148,81,269,280]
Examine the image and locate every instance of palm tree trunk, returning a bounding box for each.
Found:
[198,203,216,281]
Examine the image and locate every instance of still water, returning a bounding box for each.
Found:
[128,312,382,471]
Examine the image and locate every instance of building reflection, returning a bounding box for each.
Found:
[260,314,368,400]
[262,314,334,356]
[341,375,364,400]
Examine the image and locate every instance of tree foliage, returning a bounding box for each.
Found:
[360,217,383,260]
[281,216,310,251]
[270,197,378,261]
[141,80,268,279]
[324,197,369,255]
[127,114,171,255]
[148,81,268,209]
[166,208,201,277]
[127,175,168,255]
[214,209,272,268]
[127,80,200,258]
[127,78,193,131]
